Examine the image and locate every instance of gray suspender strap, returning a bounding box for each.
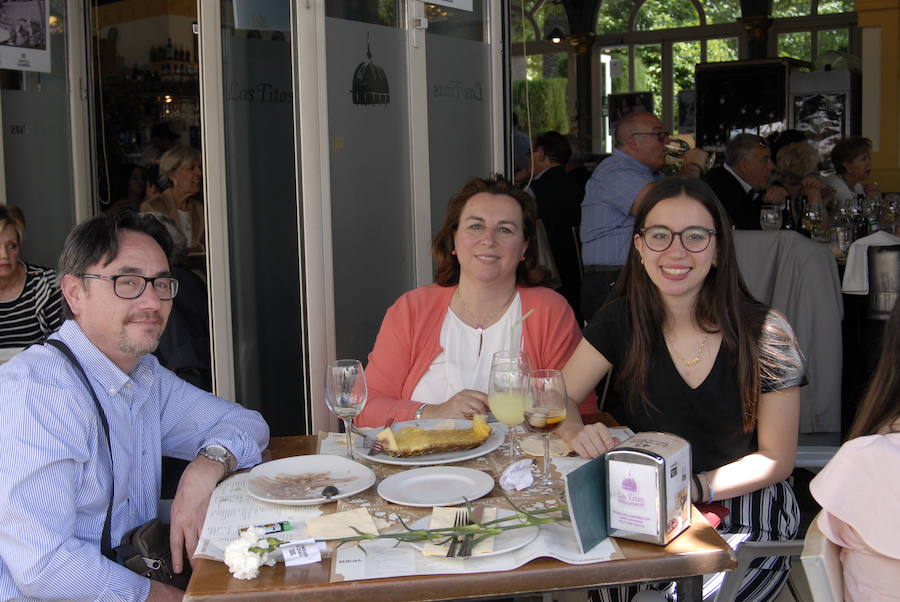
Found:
[44,339,117,562]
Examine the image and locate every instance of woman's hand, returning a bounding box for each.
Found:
[763,184,788,205]
[560,422,620,459]
[421,390,489,419]
[864,181,881,199]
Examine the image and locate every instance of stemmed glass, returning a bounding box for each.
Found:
[524,370,568,484]
[324,359,368,458]
[759,205,782,230]
[487,351,531,457]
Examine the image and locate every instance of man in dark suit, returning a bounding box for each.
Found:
[704,133,775,230]
[526,131,584,323]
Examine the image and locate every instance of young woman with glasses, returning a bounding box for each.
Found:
[557,176,807,602]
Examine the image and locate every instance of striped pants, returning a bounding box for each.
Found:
[591,480,800,602]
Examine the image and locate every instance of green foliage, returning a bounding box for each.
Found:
[818,0,854,14]
[597,0,632,34]
[818,29,849,53]
[704,1,740,25]
[636,0,699,31]
[512,78,570,135]
[778,31,812,61]
[707,37,739,62]
[773,0,812,18]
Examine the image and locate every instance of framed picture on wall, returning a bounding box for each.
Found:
[608,92,654,132]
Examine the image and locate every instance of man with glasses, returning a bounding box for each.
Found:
[703,133,775,230]
[0,211,269,601]
[580,111,707,321]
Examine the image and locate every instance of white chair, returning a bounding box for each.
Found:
[801,513,843,602]
[713,540,805,602]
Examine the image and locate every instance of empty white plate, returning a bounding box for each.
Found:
[377,466,495,507]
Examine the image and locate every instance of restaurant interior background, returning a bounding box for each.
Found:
[0,0,898,437]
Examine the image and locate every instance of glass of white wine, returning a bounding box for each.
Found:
[525,370,568,485]
[324,359,368,458]
[488,350,531,457]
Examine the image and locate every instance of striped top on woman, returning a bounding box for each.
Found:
[0,263,63,349]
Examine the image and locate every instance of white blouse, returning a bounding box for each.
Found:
[410,293,524,405]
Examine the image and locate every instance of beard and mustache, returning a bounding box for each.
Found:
[118,311,166,357]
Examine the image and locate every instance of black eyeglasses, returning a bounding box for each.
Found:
[631,130,670,142]
[81,274,179,300]
[639,226,716,253]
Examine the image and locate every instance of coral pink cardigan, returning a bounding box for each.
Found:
[355,284,596,427]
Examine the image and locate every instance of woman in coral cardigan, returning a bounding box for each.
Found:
[355,176,594,428]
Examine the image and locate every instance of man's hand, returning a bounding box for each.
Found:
[421,390,489,419]
[679,148,709,178]
[169,455,225,573]
[148,580,185,601]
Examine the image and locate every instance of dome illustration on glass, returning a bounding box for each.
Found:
[351,33,390,106]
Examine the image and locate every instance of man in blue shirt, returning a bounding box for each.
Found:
[0,212,269,601]
[580,111,707,320]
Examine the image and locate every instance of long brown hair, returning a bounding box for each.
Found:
[432,175,547,286]
[612,176,797,432]
[848,301,900,438]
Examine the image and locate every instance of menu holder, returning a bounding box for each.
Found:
[563,454,609,554]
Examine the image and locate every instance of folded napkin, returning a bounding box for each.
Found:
[421,506,498,556]
[304,508,379,541]
[842,230,900,294]
[499,459,534,491]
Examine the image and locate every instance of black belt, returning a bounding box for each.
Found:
[584,264,622,274]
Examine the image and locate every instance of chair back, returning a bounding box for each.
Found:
[866,244,900,320]
[801,513,843,601]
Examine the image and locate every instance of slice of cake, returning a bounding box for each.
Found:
[376,414,492,457]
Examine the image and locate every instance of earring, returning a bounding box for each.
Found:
[520,255,525,261]
[451,249,457,255]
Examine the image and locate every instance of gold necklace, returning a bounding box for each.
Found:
[455,287,517,333]
[668,333,709,367]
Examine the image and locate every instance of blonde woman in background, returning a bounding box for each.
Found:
[141,146,205,253]
[771,142,832,229]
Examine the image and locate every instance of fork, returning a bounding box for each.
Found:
[367,418,395,455]
[446,508,468,558]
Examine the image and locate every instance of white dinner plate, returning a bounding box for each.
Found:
[361,419,508,466]
[246,454,376,506]
[377,466,494,507]
[408,508,540,557]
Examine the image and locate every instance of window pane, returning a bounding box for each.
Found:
[817,0,854,14]
[597,0,632,34]
[635,43,661,108]
[602,46,630,93]
[673,41,700,134]
[704,1,740,25]
[636,0,699,31]
[707,37,738,62]
[325,0,397,26]
[773,0,812,17]
[778,31,812,61]
[509,1,537,42]
[818,29,849,54]
[426,2,485,41]
[512,56,570,136]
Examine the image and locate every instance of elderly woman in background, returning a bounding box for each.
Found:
[355,176,595,427]
[141,145,205,253]
[558,177,806,601]
[771,141,832,228]
[823,136,880,204]
[810,300,900,601]
[0,206,63,360]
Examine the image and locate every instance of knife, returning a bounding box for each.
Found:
[458,505,485,558]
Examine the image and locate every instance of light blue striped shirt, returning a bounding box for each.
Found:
[0,320,269,601]
[580,149,662,266]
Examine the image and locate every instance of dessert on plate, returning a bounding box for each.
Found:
[376,414,492,457]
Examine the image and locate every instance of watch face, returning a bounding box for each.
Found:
[204,445,227,459]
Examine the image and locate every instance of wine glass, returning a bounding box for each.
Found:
[487,351,531,457]
[759,205,782,230]
[324,359,368,458]
[525,370,568,484]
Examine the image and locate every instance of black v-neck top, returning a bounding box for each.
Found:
[583,299,806,472]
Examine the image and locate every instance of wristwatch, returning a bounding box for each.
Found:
[198,444,236,475]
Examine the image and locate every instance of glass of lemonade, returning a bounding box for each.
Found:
[525,370,568,484]
[488,351,531,457]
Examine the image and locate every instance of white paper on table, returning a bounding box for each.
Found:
[331,518,622,582]
[194,473,324,562]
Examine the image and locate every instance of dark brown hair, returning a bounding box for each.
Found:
[432,175,547,287]
[831,136,871,175]
[611,176,800,432]
[848,301,900,438]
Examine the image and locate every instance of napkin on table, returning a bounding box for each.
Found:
[499,459,534,491]
[421,506,498,556]
[304,508,379,541]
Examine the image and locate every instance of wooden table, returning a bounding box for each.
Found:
[185,435,735,601]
